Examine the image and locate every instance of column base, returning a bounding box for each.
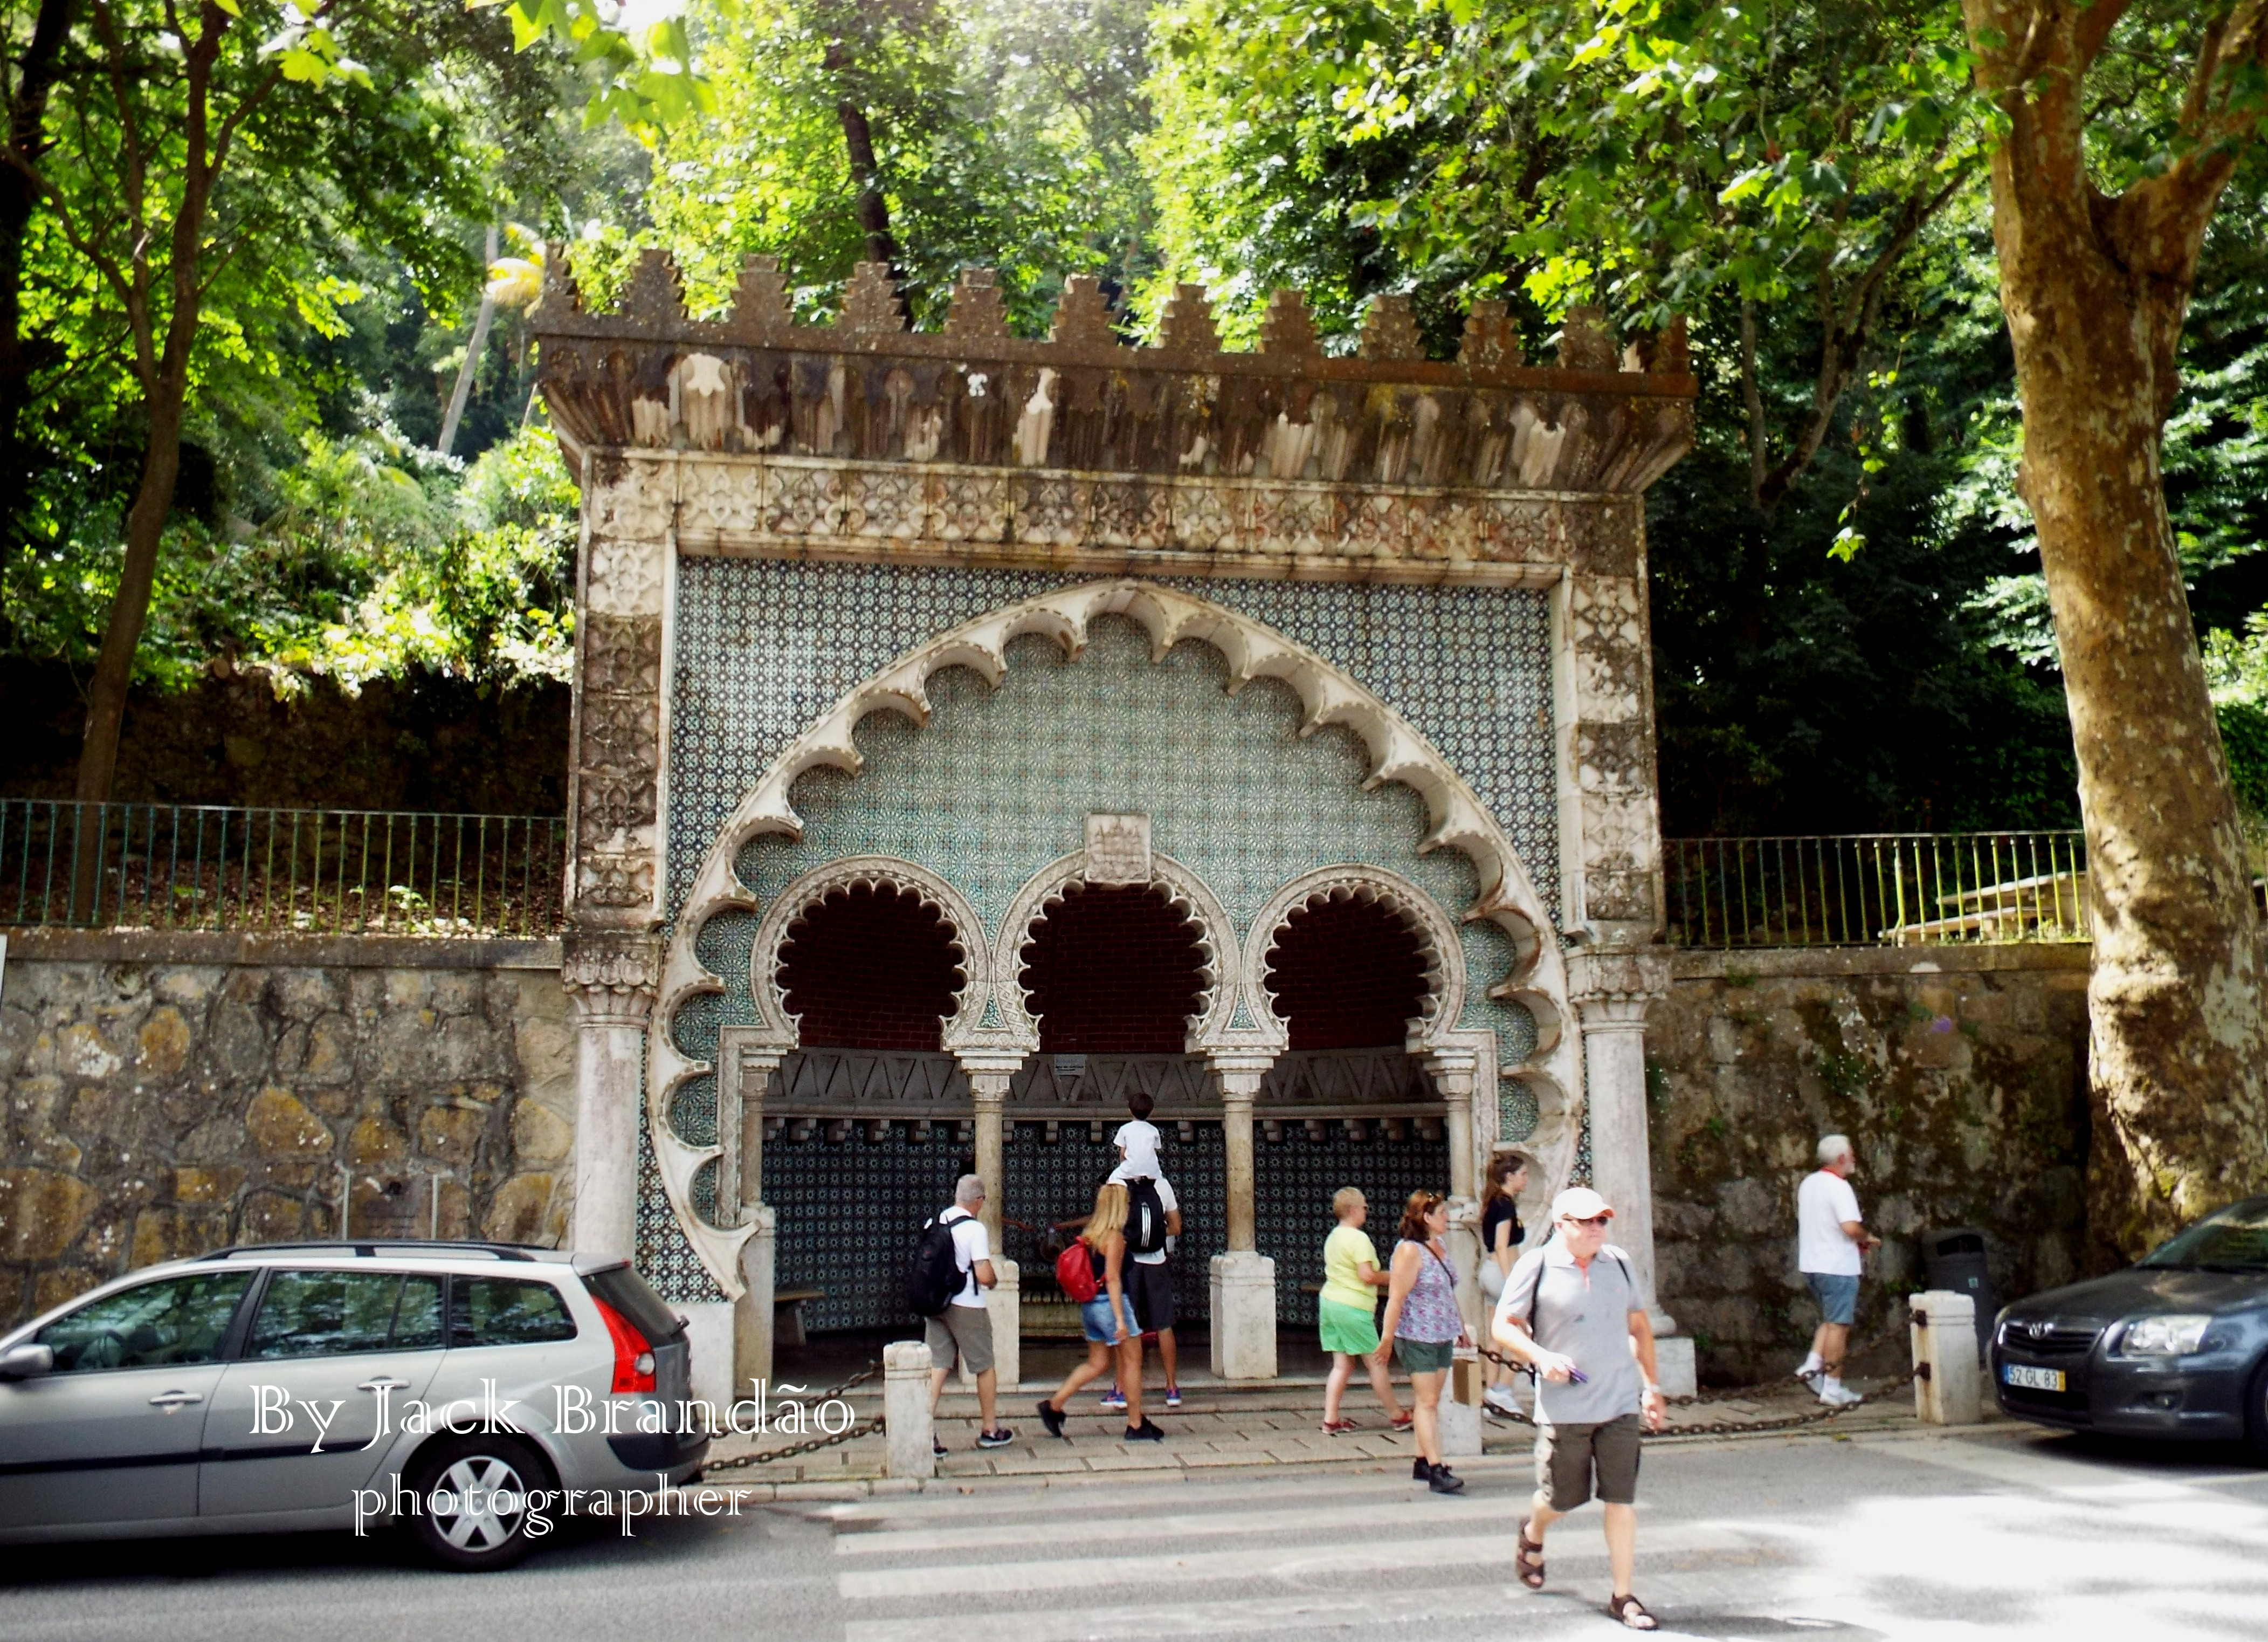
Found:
[1653,1334,1697,1399]
[733,1207,777,1400]
[884,1340,936,1480]
[1209,1251,1277,1380]
[961,1257,1020,1393]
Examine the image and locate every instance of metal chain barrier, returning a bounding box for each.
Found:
[699,1361,886,1473]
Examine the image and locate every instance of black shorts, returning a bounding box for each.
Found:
[1122,1260,1176,1331]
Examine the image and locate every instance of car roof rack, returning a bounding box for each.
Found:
[190,1240,554,1263]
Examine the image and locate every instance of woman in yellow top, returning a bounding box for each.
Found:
[1318,1187,1411,1435]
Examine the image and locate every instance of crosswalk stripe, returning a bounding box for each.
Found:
[834,1495,1514,1557]
[842,1583,1562,1642]
[824,1467,1521,1528]
[836,1520,1753,1601]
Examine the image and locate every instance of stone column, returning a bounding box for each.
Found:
[1207,1053,1276,1380]
[561,933,661,1260]
[956,1052,1024,1391]
[722,1040,784,1397]
[1423,1046,1483,1335]
[1567,947,1693,1395]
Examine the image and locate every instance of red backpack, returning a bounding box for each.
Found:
[1056,1238,1101,1303]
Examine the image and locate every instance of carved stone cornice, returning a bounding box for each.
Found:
[562,932,664,1026]
[536,251,1694,567]
[1564,947,1673,1030]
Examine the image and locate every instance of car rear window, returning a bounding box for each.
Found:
[583,1265,683,1342]
[451,1277,577,1345]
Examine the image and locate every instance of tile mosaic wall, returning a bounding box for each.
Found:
[644,560,1562,1301]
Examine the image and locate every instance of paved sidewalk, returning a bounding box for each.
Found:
[702,1370,1928,1489]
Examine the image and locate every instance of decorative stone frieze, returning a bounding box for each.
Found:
[534,253,1692,588]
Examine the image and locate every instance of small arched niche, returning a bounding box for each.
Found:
[1019,882,1209,1054]
[1263,891,1433,1050]
[777,880,966,1051]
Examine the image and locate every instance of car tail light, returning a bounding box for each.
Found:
[595,1297,657,1393]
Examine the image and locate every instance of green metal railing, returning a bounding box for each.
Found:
[0,801,566,937]
[1664,832,2093,950]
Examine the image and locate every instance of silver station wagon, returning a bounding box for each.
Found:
[0,1241,708,1569]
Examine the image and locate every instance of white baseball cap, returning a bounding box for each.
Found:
[1550,1186,1614,1221]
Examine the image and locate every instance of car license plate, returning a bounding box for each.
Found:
[2003,1363,2066,1392]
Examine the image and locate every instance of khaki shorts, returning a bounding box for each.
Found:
[1535,1413,1642,1509]
[924,1303,996,1375]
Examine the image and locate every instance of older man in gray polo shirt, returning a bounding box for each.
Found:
[1492,1186,1667,1632]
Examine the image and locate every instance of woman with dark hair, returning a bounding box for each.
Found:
[1479,1149,1534,1415]
[1036,1182,1161,1442]
[1379,1189,1469,1494]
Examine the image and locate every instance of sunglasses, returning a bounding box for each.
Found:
[1562,1213,1612,1228]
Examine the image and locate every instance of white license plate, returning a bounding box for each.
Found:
[2003,1364,2066,1392]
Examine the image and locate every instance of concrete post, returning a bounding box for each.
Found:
[561,933,661,1260]
[1438,1348,1485,1456]
[1910,1290,1982,1425]
[1207,1053,1276,1380]
[1566,949,1693,1397]
[884,1339,936,1480]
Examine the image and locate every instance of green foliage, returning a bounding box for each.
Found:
[635,0,1156,328]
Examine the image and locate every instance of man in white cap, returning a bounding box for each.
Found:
[1491,1186,1668,1632]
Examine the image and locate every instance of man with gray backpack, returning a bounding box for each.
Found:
[908,1174,1014,1452]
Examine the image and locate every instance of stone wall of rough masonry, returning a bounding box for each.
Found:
[1650,945,2095,1384]
[0,932,571,1327]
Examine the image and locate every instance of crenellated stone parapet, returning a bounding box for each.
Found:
[534,254,1693,587]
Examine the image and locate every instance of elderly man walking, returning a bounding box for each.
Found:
[1492,1186,1668,1632]
[1797,1133,1881,1406]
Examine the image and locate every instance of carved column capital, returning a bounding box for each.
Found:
[562,932,664,1026]
[1564,947,1673,1032]
[1205,1050,1276,1105]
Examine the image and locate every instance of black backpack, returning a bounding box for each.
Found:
[1125,1178,1169,1256]
[907,1214,966,1317]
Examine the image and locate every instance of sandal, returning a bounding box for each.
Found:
[1607,1593,1658,1631]
[1513,1520,1546,1590]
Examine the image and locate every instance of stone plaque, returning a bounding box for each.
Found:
[1084,813,1152,883]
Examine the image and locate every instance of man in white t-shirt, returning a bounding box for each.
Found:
[1796,1134,1881,1407]
[1106,1093,1184,1409]
[926,1174,1013,1449]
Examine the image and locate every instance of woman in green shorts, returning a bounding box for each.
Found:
[1318,1187,1409,1435]
[1379,1189,1470,1494]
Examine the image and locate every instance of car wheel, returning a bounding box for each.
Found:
[2249,1361,2268,1465]
[404,1435,547,1571]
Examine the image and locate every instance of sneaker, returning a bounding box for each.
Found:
[1797,1365,1825,1394]
[1099,1386,1128,1411]
[1428,1464,1466,1495]
[1123,1419,1165,1442]
[1818,1381,1864,1407]
[1037,1399,1066,1439]
[1165,1385,1182,1409]
[1484,1385,1522,1415]
[933,1437,949,1458]
[976,1427,1015,1448]
[1321,1419,1357,1435]
[1390,1412,1415,1432]
[1411,1456,1432,1482]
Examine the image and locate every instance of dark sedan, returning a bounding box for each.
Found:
[1993,1195,2268,1456]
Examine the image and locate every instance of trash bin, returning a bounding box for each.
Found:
[1921,1227,1996,1362]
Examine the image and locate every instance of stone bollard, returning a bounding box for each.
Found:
[1438,1346,1485,1456]
[884,1339,936,1480]
[1210,1252,1278,1379]
[1909,1290,1982,1425]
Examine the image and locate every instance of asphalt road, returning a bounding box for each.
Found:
[3,1423,2264,1641]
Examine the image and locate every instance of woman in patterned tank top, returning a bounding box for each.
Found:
[1378,1190,1470,1494]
